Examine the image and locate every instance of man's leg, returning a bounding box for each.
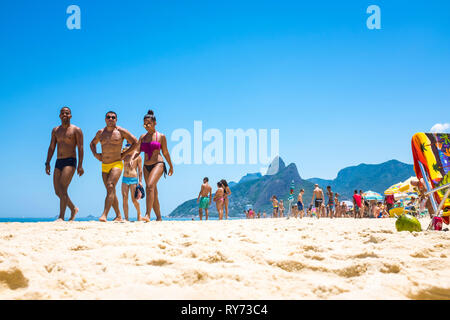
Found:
[53,169,63,220]
[55,166,77,221]
[199,207,203,220]
[121,183,130,221]
[205,208,209,220]
[99,168,123,222]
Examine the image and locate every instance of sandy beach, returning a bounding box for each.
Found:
[0,217,449,300]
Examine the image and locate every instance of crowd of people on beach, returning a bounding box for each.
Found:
[244,185,403,220]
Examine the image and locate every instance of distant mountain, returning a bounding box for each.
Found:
[169,157,315,218]
[307,160,415,200]
[238,172,262,184]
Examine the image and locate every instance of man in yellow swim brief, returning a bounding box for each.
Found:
[90,111,138,222]
[101,161,124,174]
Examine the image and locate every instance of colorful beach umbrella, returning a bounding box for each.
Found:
[384,177,418,195]
[362,190,383,201]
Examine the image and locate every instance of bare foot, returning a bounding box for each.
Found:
[113,216,123,222]
[55,218,64,222]
[69,207,79,222]
[141,216,150,222]
[99,215,107,222]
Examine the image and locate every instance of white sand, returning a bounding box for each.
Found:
[0,217,449,300]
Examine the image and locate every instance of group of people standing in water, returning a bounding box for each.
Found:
[45,107,174,222]
[197,177,232,220]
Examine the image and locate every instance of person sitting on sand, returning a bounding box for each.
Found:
[213,182,225,220]
[121,143,143,221]
[90,111,138,222]
[133,110,174,222]
[45,106,84,222]
[310,184,324,219]
[271,195,279,218]
[197,177,212,220]
[221,179,231,220]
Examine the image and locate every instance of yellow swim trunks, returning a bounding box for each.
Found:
[102,161,124,173]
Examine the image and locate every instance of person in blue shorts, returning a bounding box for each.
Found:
[121,143,143,221]
[197,177,212,220]
[297,189,305,218]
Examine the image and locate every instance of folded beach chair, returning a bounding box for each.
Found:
[411,133,450,227]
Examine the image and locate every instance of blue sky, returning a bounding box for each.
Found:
[0,1,449,217]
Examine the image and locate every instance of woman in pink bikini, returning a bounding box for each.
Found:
[133,110,174,221]
[213,181,225,220]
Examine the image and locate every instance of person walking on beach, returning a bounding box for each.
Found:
[133,110,174,222]
[297,189,305,218]
[213,181,225,220]
[271,195,279,218]
[360,190,368,218]
[353,190,362,218]
[90,111,138,222]
[279,200,285,217]
[221,179,231,219]
[45,107,84,221]
[326,186,334,218]
[197,177,212,220]
[121,143,143,221]
[334,193,340,218]
[310,184,324,219]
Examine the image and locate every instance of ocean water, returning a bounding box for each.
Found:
[0,216,246,223]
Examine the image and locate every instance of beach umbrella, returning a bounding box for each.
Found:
[385,177,418,195]
[384,182,403,195]
[362,190,383,201]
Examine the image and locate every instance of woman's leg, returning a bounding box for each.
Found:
[144,164,164,221]
[153,185,162,220]
[224,198,229,219]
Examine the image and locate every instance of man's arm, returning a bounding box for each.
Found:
[90,130,102,161]
[209,188,212,205]
[118,127,138,159]
[76,127,84,176]
[197,187,202,203]
[45,128,57,175]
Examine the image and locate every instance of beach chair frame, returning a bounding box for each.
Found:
[417,162,450,229]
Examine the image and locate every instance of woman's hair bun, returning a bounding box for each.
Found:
[147,110,154,116]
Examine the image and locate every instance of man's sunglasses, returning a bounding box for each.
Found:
[106,116,116,120]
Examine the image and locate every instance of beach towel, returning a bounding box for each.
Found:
[411,132,450,222]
